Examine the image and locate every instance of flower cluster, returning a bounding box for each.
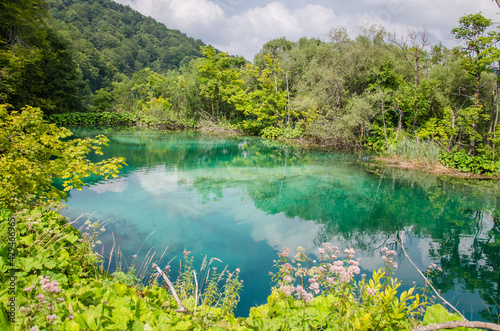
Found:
[19,276,72,330]
[273,245,363,303]
[381,247,398,270]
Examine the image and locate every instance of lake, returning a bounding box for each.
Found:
[61,130,500,321]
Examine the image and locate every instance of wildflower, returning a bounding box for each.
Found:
[235,268,240,273]
[326,277,335,284]
[429,263,437,269]
[41,281,62,293]
[308,277,316,283]
[280,285,295,297]
[133,254,137,258]
[39,276,50,285]
[23,286,35,292]
[68,315,74,320]
[278,247,291,258]
[46,314,57,323]
[20,307,26,312]
[366,288,377,296]
[183,248,191,257]
[100,227,106,232]
[57,297,64,302]
[392,262,398,269]
[283,275,293,283]
[30,327,39,331]
[348,265,361,275]
[438,267,443,272]
[361,273,366,278]
[85,227,90,231]
[381,247,388,253]
[309,282,320,294]
[37,294,45,300]
[152,263,157,268]
[387,250,397,256]
[78,239,83,242]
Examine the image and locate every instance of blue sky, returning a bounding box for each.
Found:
[113,0,499,61]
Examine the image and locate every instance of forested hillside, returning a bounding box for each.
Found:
[0,0,206,113]
[2,0,500,175]
[47,0,205,93]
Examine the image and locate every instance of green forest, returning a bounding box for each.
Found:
[2,0,500,329]
[2,0,500,174]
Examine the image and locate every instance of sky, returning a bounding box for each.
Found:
[112,0,500,61]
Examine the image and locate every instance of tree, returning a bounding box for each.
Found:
[0,104,126,210]
[197,46,246,121]
[451,13,494,150]
[389,28,431,132]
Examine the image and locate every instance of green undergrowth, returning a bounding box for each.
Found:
[48,112,195,130]
[0,208,484,330]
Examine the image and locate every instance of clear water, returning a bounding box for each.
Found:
[61,130,500,321]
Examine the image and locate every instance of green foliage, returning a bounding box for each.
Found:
[47,0,205,91]
[261,126,304,140]
[49,111,138,126]
[244,246,425,330]
[440,151,498,175]
[0,105,126,210]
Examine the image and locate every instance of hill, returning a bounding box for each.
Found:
[47,0,206,93]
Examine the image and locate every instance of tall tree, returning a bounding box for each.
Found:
[452,13,495,150]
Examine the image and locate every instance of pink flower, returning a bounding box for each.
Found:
[326,277,335,284]
[279,247,291,258]
[283,275,292,283]
[20,306,26,312]
[309,282,320,294]
[381,247,388,253]
[46,314,57,323]
[30,327,39,331]
[41,281,61,293]
[37,294,45,300]
[152,263,157,268]
[235,268,240,273]
[366,288,377,296]
[132,254,137,258]
[280,285,295,297]
[68,315,74,320]
[318,248,325,255]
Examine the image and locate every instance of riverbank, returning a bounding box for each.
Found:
[372,156,500,180]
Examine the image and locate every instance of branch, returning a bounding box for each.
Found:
[394,237,465,319]
[154,265,190,314]
[413,320,500,331]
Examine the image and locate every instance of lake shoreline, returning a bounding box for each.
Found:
[372,156,500,180]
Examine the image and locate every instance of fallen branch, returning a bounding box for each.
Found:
[154,265,189,314]
[193,270,198,316]
[413,320,500,331]
[394,237,465,319]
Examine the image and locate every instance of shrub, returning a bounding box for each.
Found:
[440,151,498,175]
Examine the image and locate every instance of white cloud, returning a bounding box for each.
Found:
[114,0,499,60]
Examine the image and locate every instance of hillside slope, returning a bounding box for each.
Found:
[47,0,206,93]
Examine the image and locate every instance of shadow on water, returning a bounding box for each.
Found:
[61,130,500,321]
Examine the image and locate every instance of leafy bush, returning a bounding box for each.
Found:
[244,245,425,330]
[261,126,304,140]
[440,151,498,175]
[48,112,138,127]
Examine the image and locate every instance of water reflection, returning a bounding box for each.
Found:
[63,130,500,320]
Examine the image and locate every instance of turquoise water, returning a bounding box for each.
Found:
[62,130,500,321]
